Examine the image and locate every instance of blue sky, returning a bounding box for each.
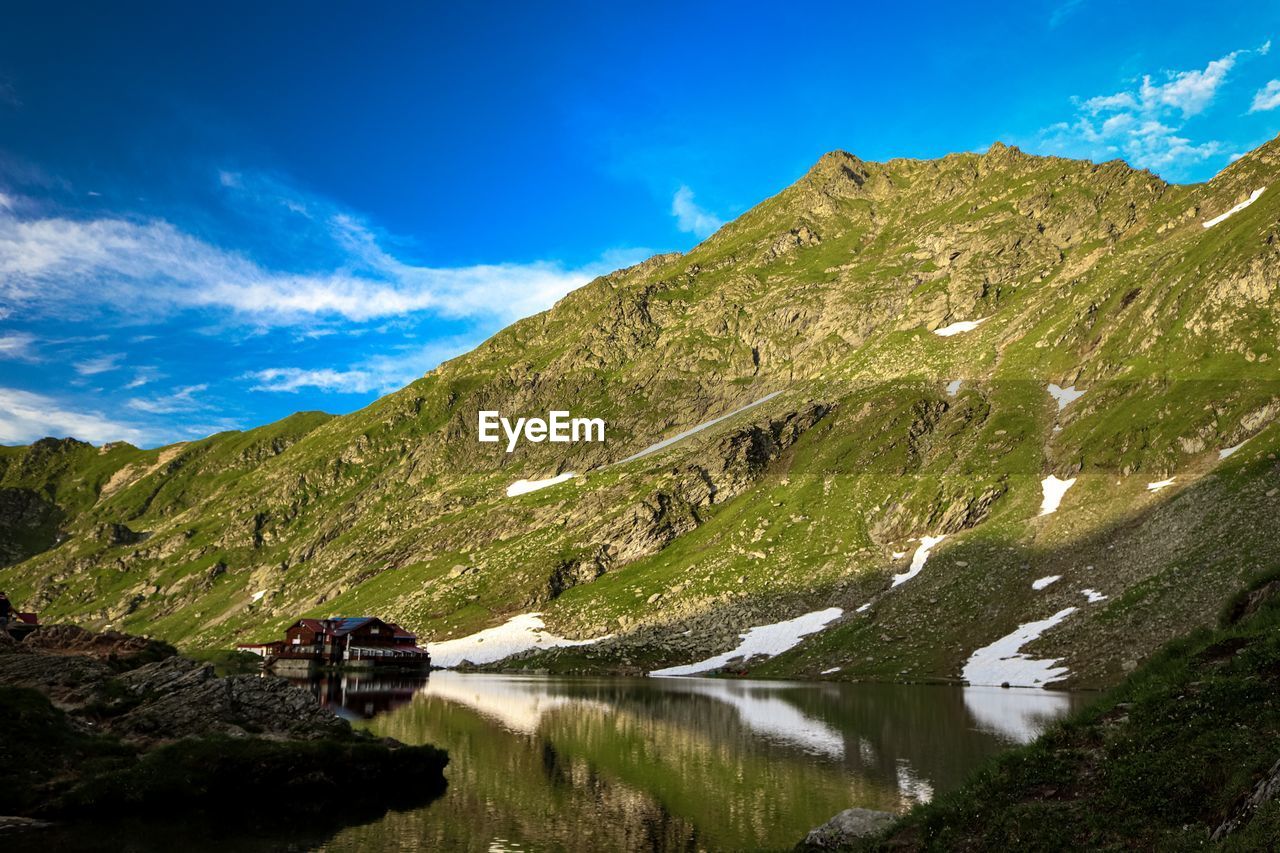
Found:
[2,1,1280,446]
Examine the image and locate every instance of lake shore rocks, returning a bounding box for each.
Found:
[799,807,897,849]
[0,625,448,835]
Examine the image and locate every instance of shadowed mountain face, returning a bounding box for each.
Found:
[3,138,1280,687]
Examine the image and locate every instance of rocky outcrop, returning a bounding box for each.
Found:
[0,486,60,566]
[113,656,350,741]
[20,623,175,661]
[1,626,342,742]
[593,402,833,569]
[0,626,448,834]
[799,808,896,849]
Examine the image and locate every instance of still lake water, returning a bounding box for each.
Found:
[292,670,1088,852]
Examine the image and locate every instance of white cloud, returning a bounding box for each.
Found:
[1040,45,1263,175]
[74,352,124,375]
[127,384,207,414]
[1137,52,1239,117]
[248,338,476,396]
[1250,80,1280,112]
[671,186,723,238]
[0,199,619,328]
[0,331,37,361]
[0,386,152,445]
[123,367,160,389]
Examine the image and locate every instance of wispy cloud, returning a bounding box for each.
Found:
[0,386,152,445]
[0,331,37,361]
[123,366,161,389]
[1037,44,1267,175]
[74,352,124,375]
[1250,79,1280,112]
[0,179,628,329]
[1048,0,1085,28]
[248,337,475,396]
[671,186,723,239]
[127,383,207,414]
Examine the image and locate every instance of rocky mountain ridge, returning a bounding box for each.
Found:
[2,137,1279,688]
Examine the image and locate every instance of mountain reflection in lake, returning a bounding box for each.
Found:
[310,673,1086,852]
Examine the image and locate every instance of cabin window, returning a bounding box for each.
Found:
[292,637,300,645]
[370,627,380,635]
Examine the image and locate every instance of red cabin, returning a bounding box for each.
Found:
[239,616,430,668]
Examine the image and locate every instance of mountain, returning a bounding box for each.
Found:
[3,138,1279,689]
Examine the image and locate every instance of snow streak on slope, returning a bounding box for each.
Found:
[1202,188,1265,228]
[1032,575,1060,590]
[1081,588,1107,603]
[1219,441,1247,460]
[428,613,607,668]
[1039,475,1075,516]
[945,379,963,397]
[506,471,576,497]
[650,607,843,676]
[962,607,1077,687]
[615,391,783,465]
[1147,478,1175,492]
[933,318,987,337]
[1047,383,1085,410]
[891,535,945,587]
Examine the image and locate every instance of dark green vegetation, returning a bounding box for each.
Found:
[847,572,1280,851]
[0,627,450,849]
[0,686,445,823]
[2,138,1280,689]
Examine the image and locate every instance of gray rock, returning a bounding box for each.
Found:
[801,808,896,849]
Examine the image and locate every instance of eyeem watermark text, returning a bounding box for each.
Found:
[478,411,606,452]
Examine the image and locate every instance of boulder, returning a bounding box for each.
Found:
[800,808,896,850]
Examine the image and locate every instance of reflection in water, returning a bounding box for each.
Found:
[283,671,424,720]
[962,684,1076,744]
[311,673,1087,852]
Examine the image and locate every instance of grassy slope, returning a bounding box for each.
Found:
[848,572,1280,851]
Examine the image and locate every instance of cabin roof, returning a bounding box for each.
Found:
[289,616,408,637]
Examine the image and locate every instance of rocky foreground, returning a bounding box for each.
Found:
[0,626,447,838]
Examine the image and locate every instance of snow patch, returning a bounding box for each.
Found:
[615,391,783,465]
[933,318,988,337]
[1202,187,1265,228]
[1146,478,1175,492]
[891,535,945,587]
[820,666,840,674]
[1081,588,1107,603]
[962,607,1077,687]
[963,685,1075,745]
[945,379,963,397]
[506,472,575,497]
[891,550,907,560]
[1031,575,1061,590]
[1047,383,1085,411]
[1039,475,1076,516]
[250,590,267,603]
[856,602,872,613]
[649,607,843,677]
[1219,440,1247,460]
[428,613,607,668]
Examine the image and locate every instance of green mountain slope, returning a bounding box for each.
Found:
[2,138,1279,688]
